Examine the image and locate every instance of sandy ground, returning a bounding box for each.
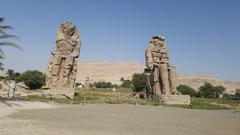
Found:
[0,102,240,135]
[0,100,56,118]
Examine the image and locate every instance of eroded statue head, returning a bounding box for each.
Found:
[60,22,76,37]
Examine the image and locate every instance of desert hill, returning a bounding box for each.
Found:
[177,74,240,93]
[77,61,144,85]
[77,61,240,93]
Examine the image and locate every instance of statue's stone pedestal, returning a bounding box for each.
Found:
[159,94,191,105]
[42,89,75,99]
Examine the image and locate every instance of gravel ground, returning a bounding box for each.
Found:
[0,102,240,135]
[0,100,56,118]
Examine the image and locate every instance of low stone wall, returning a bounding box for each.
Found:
[42,89,75,99]
[160,94,191,105]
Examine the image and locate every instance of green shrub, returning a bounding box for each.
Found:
[233,89,240,100]
[120,77,131,88]
[131,73,146,92]
[177,84,197,97]
[236,89,240,96]
[75,82,82,87]
[12,72,21,80]
[6,69,15,80]
[198,83,225,98]
[16,70,45,89]
[214,86,225,97]
[93,81,116,88]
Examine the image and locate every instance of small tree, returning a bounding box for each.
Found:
[198,83,225,98]
[6,69,14,80]
[234,89,240,99]
[16,70,45,89]
[198,83,215,98]
[12,72,21,80]
[177,84,197,97]
[93,81,114,88]
[131,73,146,92]
[214,85,225,97]
[120,77,131,88]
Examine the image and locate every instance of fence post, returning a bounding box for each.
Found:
[118,92,121,104]
[84,96,86,105]
[104,95,106,104]
[136,97,138,105]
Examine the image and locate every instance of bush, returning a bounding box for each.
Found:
[6,69,14,80]
[120,77,131,88]
[234,89,240,100]
[214,85,225,97]
[131,73,146,92]
[236,89,240,96]
[0,76,5,80]
[16,70,46,89]
[93,81,115,88]
[198,83,225,98]
[12,72,21,80]
[75,82,82,87]
[177,84,197,97]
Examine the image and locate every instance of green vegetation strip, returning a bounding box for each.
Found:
[19,88,239,110]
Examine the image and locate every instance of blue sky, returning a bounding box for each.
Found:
[0,0,240,81]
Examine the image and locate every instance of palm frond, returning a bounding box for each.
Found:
[0,41,22,50]
[0,30,6,35]
[0,62,4,71]
[0,48,6,59]
[0,34,20,40]
[0,25,13,30]
[0,55,4,59]
[0,18,4,23]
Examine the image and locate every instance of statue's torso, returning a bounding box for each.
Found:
[56,38,77,56]
[149,45,169,65]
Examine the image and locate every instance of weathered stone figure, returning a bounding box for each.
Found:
[145,36,178,99]
[84,77,90,89]
[46,22,81,89]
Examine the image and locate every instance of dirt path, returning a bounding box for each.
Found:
[0,103,240,135]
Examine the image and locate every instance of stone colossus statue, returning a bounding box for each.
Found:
[145,36,179,99]
[46,22,81,89]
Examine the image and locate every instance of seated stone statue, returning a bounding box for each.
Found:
[145,36,180,99]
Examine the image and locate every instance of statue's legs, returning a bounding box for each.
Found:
[46,56,53,87]
[62,56,74,88]
[49,56,62,88]
[52,56,62,76]
[169,66,178,94]
[149,71,155,99]
[69,61,78,88]
[145,72,152,99]
[153,67,161,96]
[159,64,170,95]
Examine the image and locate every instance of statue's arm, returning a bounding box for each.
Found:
[72,41,81,58]
[51,51,56,55]
[51,39,63,56]
[145,48,153,69]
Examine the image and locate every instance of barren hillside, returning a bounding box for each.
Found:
[77,61,240,92]
[77,61,143,85]
[177,74,240,93]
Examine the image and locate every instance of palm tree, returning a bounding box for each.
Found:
[0,62,4,71]
[0,17,21,69]
[6,69,14,80]
[0,17,22,56]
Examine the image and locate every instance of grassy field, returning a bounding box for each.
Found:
[20,88,240,110]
